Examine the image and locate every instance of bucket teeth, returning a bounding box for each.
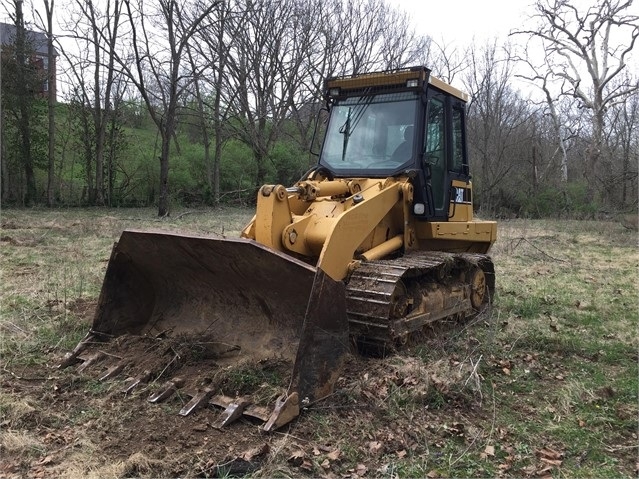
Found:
[213,398,251,428]
[122,370,152,394]
[243,405,270,422]
[263,392,300,432]
[148,378,184,403]
[58,332,95,369]
[76,351,106,373]
[179,388,214,416]
[99,362,126,381]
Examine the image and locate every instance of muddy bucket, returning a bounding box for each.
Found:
[63,230,349,430]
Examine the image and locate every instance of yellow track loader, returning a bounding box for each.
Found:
[62,66,496,431]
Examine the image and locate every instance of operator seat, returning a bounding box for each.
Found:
[390,125,414,163]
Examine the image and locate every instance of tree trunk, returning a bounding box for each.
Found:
[532,144,538,193]
[254,145,268,189]
[587,106,605,194]
[0,129,7,203]
[93,5,105,207]
[18,103,36,205]
[84,118,94,204]
[15,0,36,205]
[107,116,117,206]
[158,131,171,216]
[95,130,106,205]
[213,84,223,205]
[45,0,56,206]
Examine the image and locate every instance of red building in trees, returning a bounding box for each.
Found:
[0,21,57,100]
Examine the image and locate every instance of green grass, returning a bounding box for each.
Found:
[0,211,637,478]
[221,365,284,396]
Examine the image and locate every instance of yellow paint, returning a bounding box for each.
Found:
[243,174,497,281]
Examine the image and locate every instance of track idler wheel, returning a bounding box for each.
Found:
[469,267,487,309]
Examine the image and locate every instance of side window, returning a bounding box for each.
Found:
[424,97,446,210]
[451,107,465,173]
[424,98,444,159]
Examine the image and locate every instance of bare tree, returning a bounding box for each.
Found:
[428,39,464,85]
[189,0,236,204]
[59,0,126,205]
[516,63,572,182]
[514,0,639,197]
[222,0,436,191]
[604,73,639,208]
[377,5,430,70]
[224,0,308,188]
[119,0,220,216]
[463,41,533,214]
[336,0,428,74]
[40,0,56,206]
[10,0,37,205]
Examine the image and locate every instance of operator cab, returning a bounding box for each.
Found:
[318,66,471,220]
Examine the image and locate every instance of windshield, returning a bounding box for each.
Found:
[319,92,418,175]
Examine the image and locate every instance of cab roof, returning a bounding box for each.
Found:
[325,66,468,103]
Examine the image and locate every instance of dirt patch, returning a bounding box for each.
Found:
[1,330,484,478]
[63,333,294,405]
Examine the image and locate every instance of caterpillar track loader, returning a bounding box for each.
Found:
[61,66,496,431]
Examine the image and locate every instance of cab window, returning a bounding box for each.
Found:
[424,97,446,210]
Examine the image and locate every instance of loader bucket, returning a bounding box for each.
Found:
[65,230,349,429]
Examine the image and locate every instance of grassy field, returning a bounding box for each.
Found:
[1,207,637,478]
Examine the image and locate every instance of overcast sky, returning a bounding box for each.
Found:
[393,0,638,97]
[393,0,532,47]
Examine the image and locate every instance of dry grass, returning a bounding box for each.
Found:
[1,209,637,478]
[0,430,45,455]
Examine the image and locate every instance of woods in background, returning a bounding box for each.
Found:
[1,0,637,217]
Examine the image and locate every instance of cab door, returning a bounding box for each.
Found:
[421,91,470,220]
[423,93,449,218]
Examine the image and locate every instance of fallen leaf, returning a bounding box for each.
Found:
[36,456,54,466]
[321,459,330,469]
[355,463,368,476]
[288,449,306,466]
[327,449,341,461]
[484,445,495,457]
[396,449,407,458]
[537,447,563,460]
[502,367,511,376]
[368,441,383,455]
[536,447,564,467]
[241,443,269,461]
